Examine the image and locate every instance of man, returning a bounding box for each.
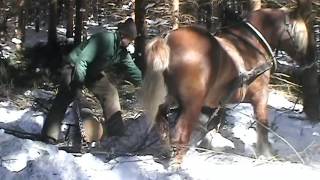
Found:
[41,18,142,144]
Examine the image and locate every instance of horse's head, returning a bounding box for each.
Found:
[247,0,315,66]
[273,1,320,121]
[246,0,320,121]
[277,1,315,65]
[278,10,309,60]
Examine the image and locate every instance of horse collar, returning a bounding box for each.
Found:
[243,20,278,72]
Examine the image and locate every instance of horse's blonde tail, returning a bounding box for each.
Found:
[141,37,170,128]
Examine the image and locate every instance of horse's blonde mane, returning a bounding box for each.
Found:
[291,18,309,54]
[280,5,309,55]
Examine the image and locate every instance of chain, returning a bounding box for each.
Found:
[207,105,222,127]
[314,23,320,73]
[73,99,90,152]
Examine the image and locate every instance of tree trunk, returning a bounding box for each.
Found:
[48,0,58,47]
[58,0,64,24]
[35,2,40,32]
[198,0,214,32]
[300,66,320,121]
[17,0,27,49]
[0,56,10,84]
[0,9,9,40]
[97,0,103,25]
[74,0,84,45]
[134,0,147,74]
[92,0,98,22]
[212,1,222,32]
[172,0,179,30]
[82,0,88,40]
[66,0,74,38]
[300,20,320,121]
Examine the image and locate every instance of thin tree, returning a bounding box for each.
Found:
[17,0,27,49]
[74,0,84,45]
[66,0,75,38]
[35,1,40,32]
[92,0,98,23]
[48,0,58,47]
[198,0,215,32]
[134,0,147,73]
[0,7,9,40]
[82,0,88,41]
[58,0,64,24]
[172,0,179,30]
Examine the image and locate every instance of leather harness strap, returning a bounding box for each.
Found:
[207,20,275,125]
[244,21,277,72]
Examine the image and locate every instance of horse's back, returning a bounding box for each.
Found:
[167,26,215,60]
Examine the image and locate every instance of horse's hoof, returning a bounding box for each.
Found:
[168,159,182,172]
[256,143,275,159]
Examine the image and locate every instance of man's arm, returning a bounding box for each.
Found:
[68,36,99,82]
[119,53,142,86]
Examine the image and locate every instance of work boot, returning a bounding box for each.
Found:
[104,111,125,137]
[41,118,62,145]
[41,122,61,145]
[41,134,59,145]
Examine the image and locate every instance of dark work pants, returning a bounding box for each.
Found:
[41,64,123,142]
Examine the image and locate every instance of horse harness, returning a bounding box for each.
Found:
[207,19,277,124]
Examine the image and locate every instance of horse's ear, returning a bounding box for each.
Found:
[295,0,313,19]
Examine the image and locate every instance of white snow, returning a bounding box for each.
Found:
[0,89,320,180]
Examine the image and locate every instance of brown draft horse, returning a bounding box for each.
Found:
[142,0,315,166]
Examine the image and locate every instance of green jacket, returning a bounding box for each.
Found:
[67,31,142,85]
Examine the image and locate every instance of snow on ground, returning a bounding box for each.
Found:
[0,89,320,180]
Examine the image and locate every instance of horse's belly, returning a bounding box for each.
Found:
[204,84,248,108]
[204,86,226,108]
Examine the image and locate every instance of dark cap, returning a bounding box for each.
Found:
[118,18,137,40]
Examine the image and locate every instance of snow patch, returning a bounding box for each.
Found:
[0,89,320,179]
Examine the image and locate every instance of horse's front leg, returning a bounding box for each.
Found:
[252,92,273,158]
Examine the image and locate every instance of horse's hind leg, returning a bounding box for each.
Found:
[251,91,273,157]
[154,96,176,157]
[171,98,204,166]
